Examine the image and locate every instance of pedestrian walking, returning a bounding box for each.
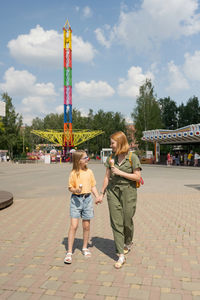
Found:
[167,152,171,165]
[194,152,199,167]
[64,150,101,264]
[188,150,193,166]
[184,153,188,166]
[98,131,142,269]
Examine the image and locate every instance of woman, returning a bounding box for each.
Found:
[99,131,142,269]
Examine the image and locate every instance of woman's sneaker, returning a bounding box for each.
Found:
[114,255,126,269]
[124,241,133,255]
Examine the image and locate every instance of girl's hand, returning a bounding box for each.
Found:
[75,188,82,194]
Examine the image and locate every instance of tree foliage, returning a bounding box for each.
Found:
[132,79,163,149]
[178,96,200,128]
[159,97,178,130]
[0,93,23,158]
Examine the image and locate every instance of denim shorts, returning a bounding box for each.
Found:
[70,194,94,219]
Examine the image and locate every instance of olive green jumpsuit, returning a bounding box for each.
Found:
[105,152,142,254]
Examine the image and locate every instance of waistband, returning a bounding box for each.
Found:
[72,193,91,198]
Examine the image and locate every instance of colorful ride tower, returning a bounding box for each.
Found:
[63,20,73,154]
[31,20,104,153]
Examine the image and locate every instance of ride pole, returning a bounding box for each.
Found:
[63,20,73,158]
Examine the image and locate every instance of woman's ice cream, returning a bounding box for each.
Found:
[110,159,114,167]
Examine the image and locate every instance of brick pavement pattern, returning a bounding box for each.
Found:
[0,162,200,299]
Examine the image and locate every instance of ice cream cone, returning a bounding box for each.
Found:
[110,159,114,167]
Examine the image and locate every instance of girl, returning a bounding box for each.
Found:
[64,150,100,264]
[99,131,142,269]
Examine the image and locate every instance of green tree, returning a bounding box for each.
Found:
[0,93,23,158]
[132,79,163,149]
[43,113,63,130]
[159,97,178,129]
[0,117,5,133]
[178,96,200,127]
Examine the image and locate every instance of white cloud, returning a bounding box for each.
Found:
[83,6,92,18]
[0,67,57,97]
[0,67,57,124]
[167,61,189,92]
[74,80,115,99]
[117,66,154,98]
[7,25,96,67]
[22,96,47,113]
[184,51,200,80]
[8,25,61,67]
[73,35,96,62]
[94,28,112,48]
[95,0,200,51]
[55,105,63,114]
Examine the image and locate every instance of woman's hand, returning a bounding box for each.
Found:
[111,166,122,176]
[111,167,141,182]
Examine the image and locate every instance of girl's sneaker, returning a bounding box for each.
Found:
[82,248,91,258]
[64,252,72,264]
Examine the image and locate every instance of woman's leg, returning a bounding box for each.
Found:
[68,218,79,253]
[82,219,90,249]
[107,188,124,254]
[122,186,137,246]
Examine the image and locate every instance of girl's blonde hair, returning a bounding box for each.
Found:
[72,150,87,175]
[110,131,130,155]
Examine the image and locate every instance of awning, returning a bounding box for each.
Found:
[142,124,200,144]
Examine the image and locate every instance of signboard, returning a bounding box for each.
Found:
[0,101,6,117]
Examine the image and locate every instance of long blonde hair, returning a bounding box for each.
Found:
[110,131,129,155]
[72,150,87,175]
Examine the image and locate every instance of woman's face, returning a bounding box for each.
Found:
[110,138,117,152]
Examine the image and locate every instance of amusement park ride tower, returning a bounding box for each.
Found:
[63,20,73,154]
[32,21,103,153]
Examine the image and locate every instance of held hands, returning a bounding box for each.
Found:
[95,194,103,205]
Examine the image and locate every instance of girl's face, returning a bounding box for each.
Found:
[79,152,89,169]
[110,138,117,153]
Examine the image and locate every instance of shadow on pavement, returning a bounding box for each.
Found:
[62,236,118,260]
[184,184,200,191]
[90,236,118,260]
[62,237,83,252]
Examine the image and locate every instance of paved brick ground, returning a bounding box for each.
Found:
[0,162,200,299]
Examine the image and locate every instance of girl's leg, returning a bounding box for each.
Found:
[68,218,79,253]
[82,219,90,249]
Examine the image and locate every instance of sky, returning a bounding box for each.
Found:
[1,0,200,125]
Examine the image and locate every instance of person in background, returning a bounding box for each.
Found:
[187,150,193,166]
[184,153,188,166]
[194,152,199,167]
[167,152,171,166]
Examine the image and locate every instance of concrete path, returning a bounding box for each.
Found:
[0,162,200,299]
